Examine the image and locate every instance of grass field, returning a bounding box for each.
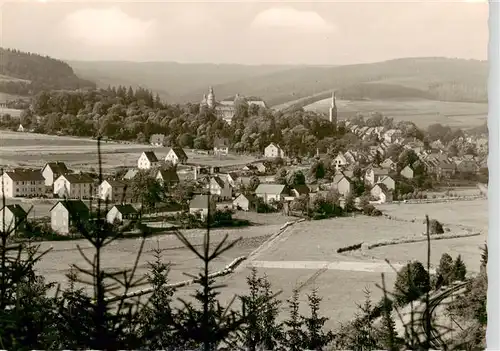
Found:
[304,98,487,129]
[366,235,486,274]
[34,223,285,295]
[378,199,488,231]
[367,199,488,274]
[0,131,257,170]
[24,199,488,329]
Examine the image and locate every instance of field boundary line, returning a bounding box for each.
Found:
[336,231,482,254]
[230,218,306,274]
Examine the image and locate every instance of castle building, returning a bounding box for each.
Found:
[200,87,267,125]
[201,86,236,124]
[329,91,338,128]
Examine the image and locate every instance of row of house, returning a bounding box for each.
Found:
[0,200,140,236]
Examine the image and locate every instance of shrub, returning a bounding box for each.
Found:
[337,243,362,253]
[428,219,444,234]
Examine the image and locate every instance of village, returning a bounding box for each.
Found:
[0,116,488,238]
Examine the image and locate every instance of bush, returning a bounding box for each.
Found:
[337,243,362,253]
[428,219,444,234]
[362,204,382,216]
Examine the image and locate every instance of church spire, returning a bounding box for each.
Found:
[329,90,338,127]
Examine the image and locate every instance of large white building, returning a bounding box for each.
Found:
[0,169,45,198]
[53,174,94,199]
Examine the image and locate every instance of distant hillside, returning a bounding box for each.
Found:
[68,57,487,107]
[0,48,96,101]
[67,61,295,102]
[197,57,488,108]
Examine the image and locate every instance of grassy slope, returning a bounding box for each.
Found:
[67,57,487,106]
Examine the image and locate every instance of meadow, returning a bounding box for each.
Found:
[19,199,487,330]
[377,198,488,231]
[304,98,487,129]
[33,222,288,295]
[0,131,257,170]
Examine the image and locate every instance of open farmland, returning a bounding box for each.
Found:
[0,131,257,170]
[304,98,487,129]
[366,235,486,274]
[366,198,488,274]
[33,223,286,295]
[377,198,488,231]
[210,217,427,329]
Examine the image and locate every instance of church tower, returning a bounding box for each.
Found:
[329,91,337,127]
[207,86,216,108]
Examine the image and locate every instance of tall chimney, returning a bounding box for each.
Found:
[193,166,198,181]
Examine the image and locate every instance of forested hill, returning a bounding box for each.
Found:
[69,57,487,106]
[0,48,96,98]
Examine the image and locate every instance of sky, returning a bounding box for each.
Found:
[0,0,489,65]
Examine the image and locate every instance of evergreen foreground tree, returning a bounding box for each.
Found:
[301,289,334,350]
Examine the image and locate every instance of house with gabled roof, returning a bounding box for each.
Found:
[400,164,415,179]
[332,152,348,171]
[0,204,27,234]
[380,158,396,171]
[378,175,395,191]
[370,183,393,203]
[123,169,139,181]
[364,167,390,186]
[437,160,457,179]
[331,173,353,196]
[106,204,138,224]
[456,159,479,174]
[233,193,257,211]
[41,162,70,187]
[138,151,159,170]
[156,169,180,186]
[189,194,216,219]
[264,143,285,158]
[98,179,131,203]
[150,133,166,147]
[344,151,357,165]
[165,146,188,165]
[222,172,240,187]
[50,200,90,235]
[213,138,230,156]
[54,173,94,199]
[207,176,232,201]
[290,184,310,198]
[255,183,288,204]
[1,169,45,198]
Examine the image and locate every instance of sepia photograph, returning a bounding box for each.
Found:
[0,0,493,349]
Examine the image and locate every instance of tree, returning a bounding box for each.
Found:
[281,289,304,351]
[301,289,334,350]
[238,269,282,350]
[393,261,430,305]
[377,296,401,351]
[287,170,306,186]
[275,168,288,185]
[451,255,467,282]
[308,160,326,181]
[248,176,260,192]
[137,245,178,349]
[349,290,379,349]
[436,253,454,287]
